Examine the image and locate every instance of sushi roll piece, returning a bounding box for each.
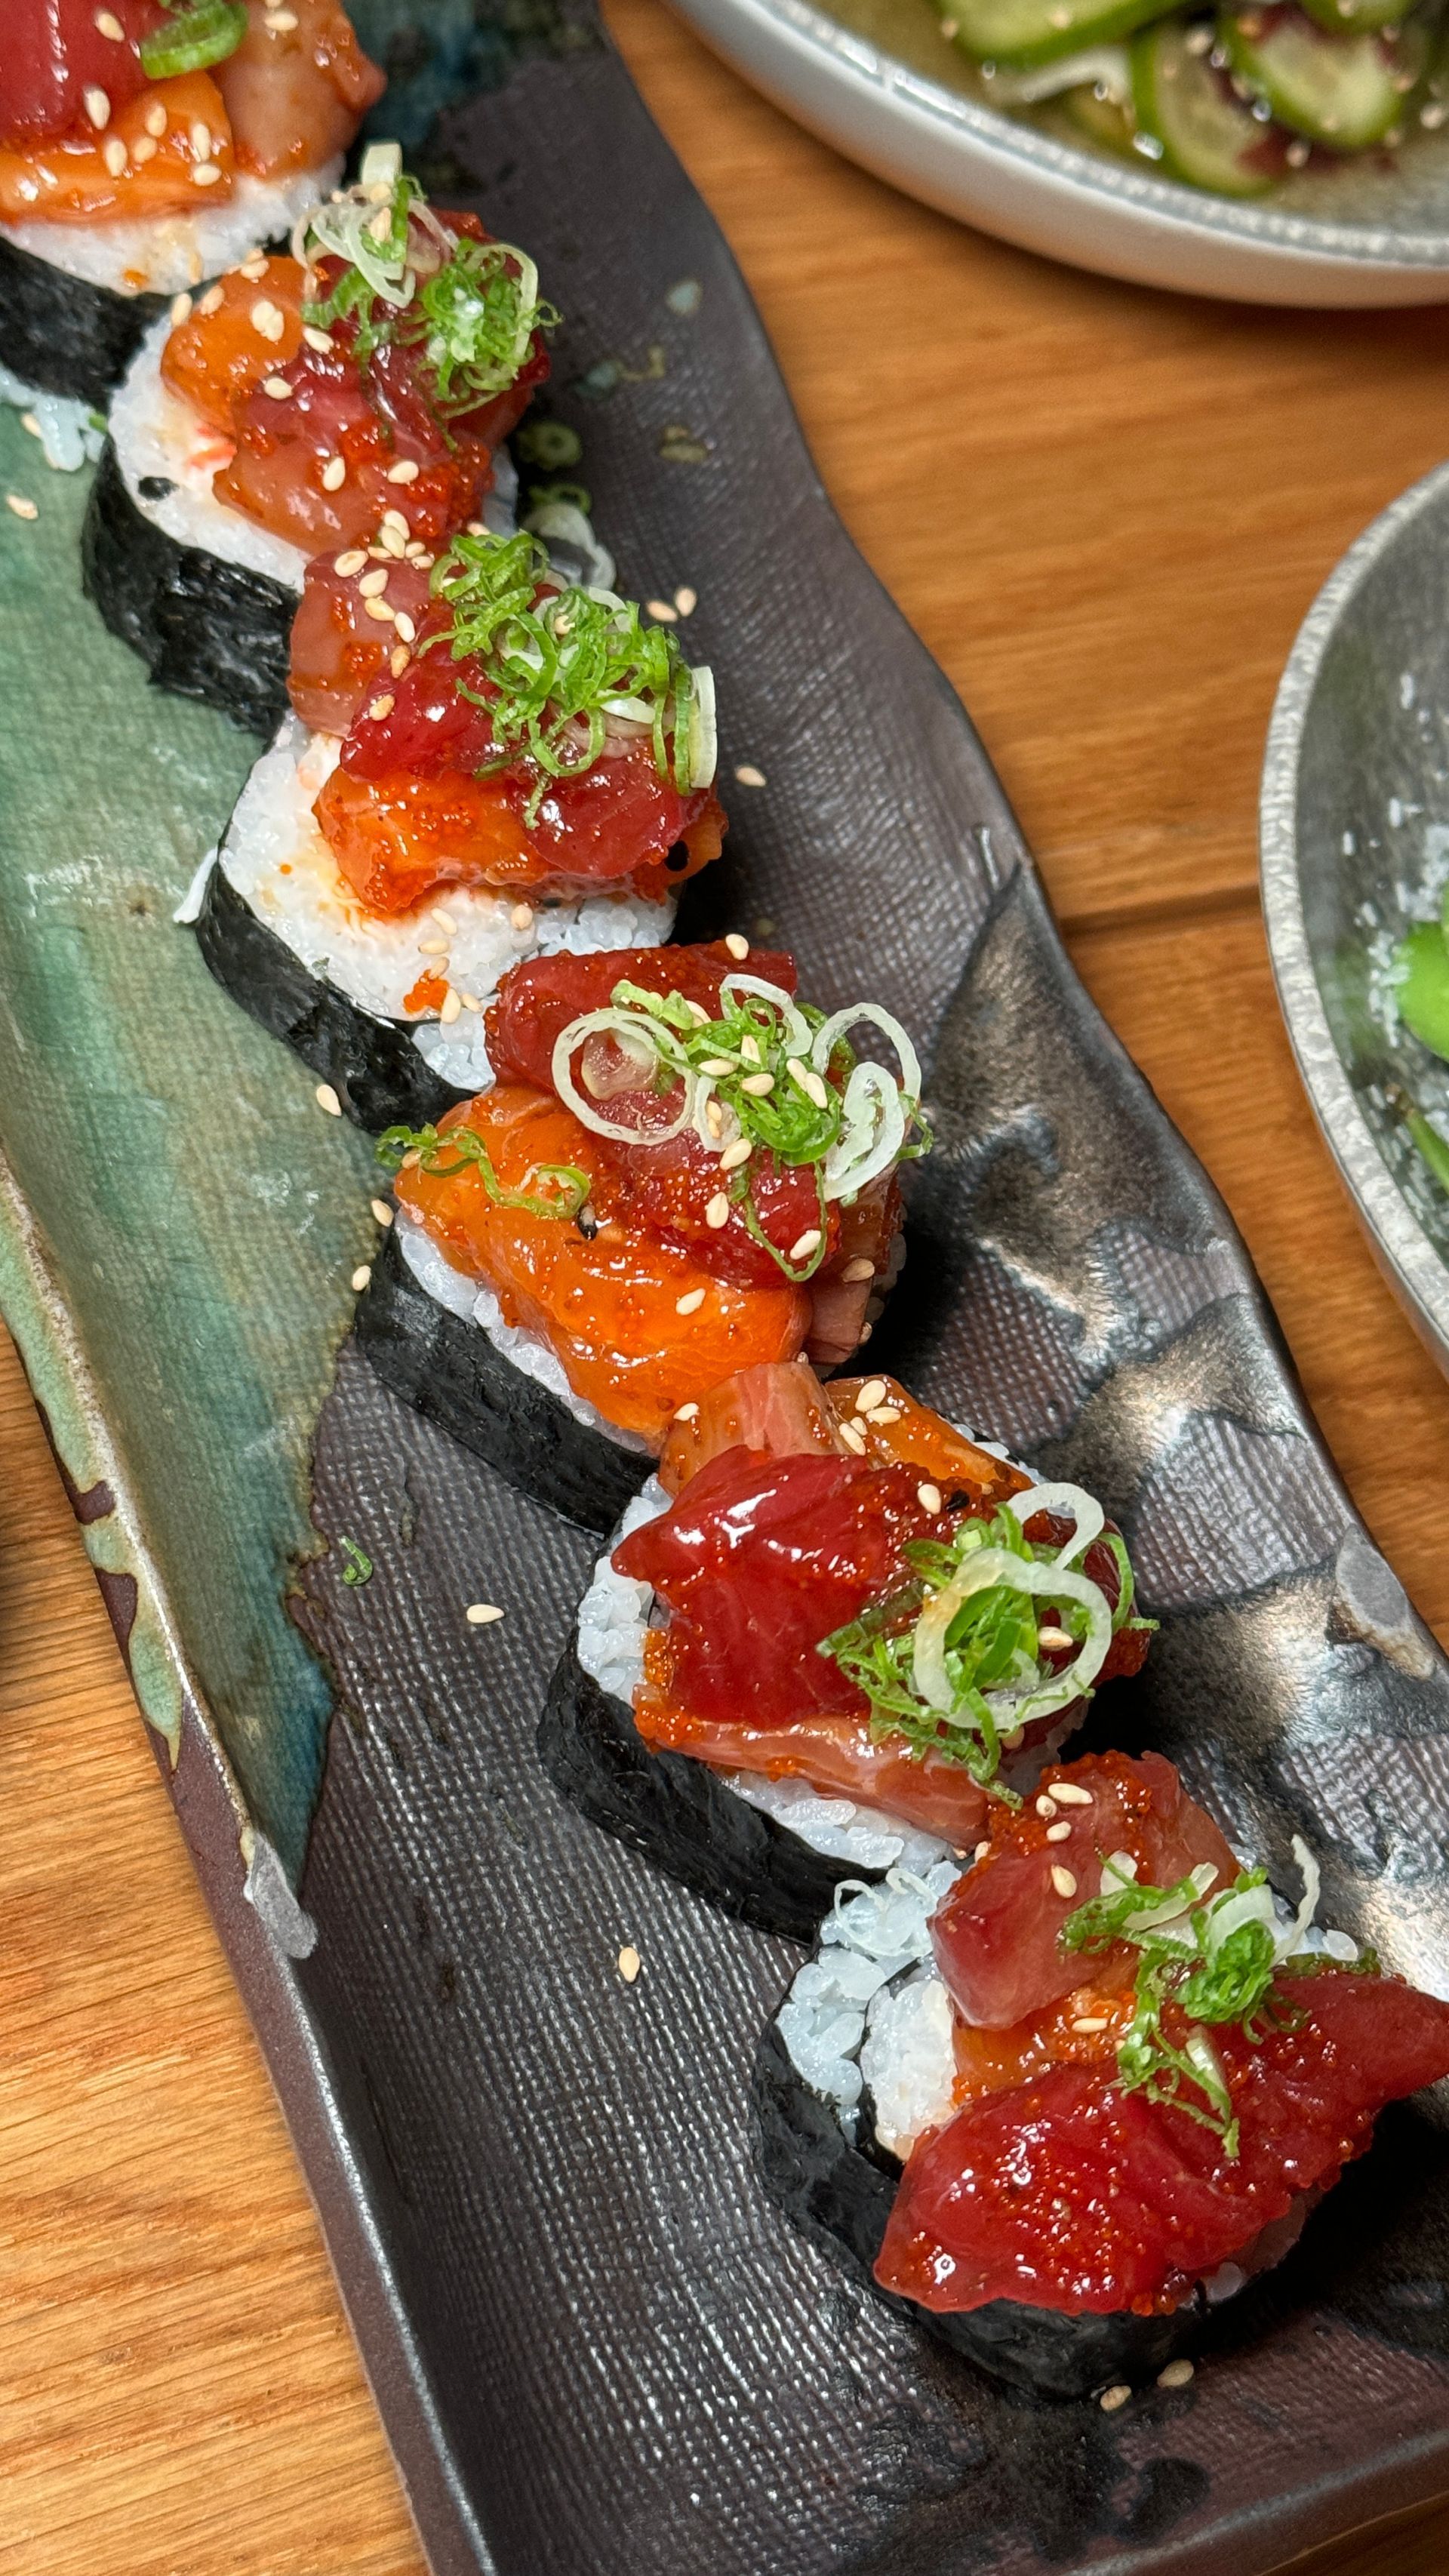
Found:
[358,948,930,1537]
[755,1747,1449,2398]
[541,1357,1151,1932]
[0,0,383,423]
[190,525,722,1127]
[85,142,553,731]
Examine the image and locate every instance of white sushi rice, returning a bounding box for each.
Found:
[0,361,104,471]
[109,309,309,586]
[778,1866,963,2144]
[395,1214,651,1452]
[217,713,674,1033]
[2,158,341,299]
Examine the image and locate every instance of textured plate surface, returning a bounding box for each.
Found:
[665,0,1449,306]
[3,10,1449,2575]
[1262,460,1449,1381]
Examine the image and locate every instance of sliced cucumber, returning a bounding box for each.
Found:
[1218,5,1425,146]
[1395,922,1449,1060]
[979,38,1134,97]
[1131,16,1287,188]
[1063,73,1143,140]
[943,0,1177,74]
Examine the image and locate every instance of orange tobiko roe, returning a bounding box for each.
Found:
[0,71,232,224]
[160,253,306,432]
[315,759,728,912]
[392,1090,810,1443]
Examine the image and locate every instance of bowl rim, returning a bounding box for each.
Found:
[698,0,1449,271]
[1260,456,1449,1371]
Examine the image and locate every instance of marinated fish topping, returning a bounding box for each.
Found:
[311,528,721,911]
[382,950,921,1435]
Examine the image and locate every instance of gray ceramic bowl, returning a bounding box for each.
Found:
[1263,457,1449,1374]
[670,0,1449,303]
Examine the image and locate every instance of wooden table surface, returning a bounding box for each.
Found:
[5,7,1449,2571]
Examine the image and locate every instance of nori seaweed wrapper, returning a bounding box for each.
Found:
[750,2018,1217,2399]
[356,1225,651,1534]
[82,440,294,737]
[540,1641,880,1941]
[0,235,165,408]
[195,858,469,1133]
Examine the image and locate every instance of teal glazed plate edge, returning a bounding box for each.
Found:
[6,7,1449,2572]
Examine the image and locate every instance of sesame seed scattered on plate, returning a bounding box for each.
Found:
[315,1082,341,1116]
[1158,2359,1195,2390]
[734,764,766,788]
[350,1263,371,1293]
[617,1946,641,1984]
[646,599,678,622]
[466,1602,504,1625]
[674,585,697,615]
[370,1198,393,1227]
[1100,2384,1131,2414]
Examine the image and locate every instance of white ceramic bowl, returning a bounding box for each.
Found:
[671,0,1449,303]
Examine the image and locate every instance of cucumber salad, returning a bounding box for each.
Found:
[939,0,1448,196]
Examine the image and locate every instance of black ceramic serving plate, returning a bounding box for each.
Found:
[8,8,1449,2573]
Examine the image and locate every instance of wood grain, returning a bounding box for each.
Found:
[3,2,1449,2568]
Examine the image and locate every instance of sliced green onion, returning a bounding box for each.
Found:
[140,0,247,78]
[911,1548,1113,1733]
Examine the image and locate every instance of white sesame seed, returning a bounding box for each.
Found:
[734,764,766,788]
[262,374,292,400]
[358,566,389,598]
[917,1483,942,1515]
[131,134,157,163]
[1035,1794,1058,1817]
[389,644,411,677]
[198,282,225,315]
[466,519,486,535]
[192,162,223,186]
[417,937,448,956]
[350,1263,371,1292]
[739,1071,774,1097]
[190,119,211,158]
[1050,1865,1078,1900]
[674,585,697,615]
[841,1256,875,1284]
[20,411,39,439]
[144,100,168,136]
[974,1839,991,1860]
[83,85,111,128]
[1045,1821,1072,1843]
[718,1137,752,1173]
[370,1199,394,1226]
[510,903,534,931]
[6,495,37,520]
[303,325,334,353]
[1158,2359,1195,2390]
[866,1404,901,1424]
[386,457,420,484]
[1051,1781,1094,1806]
[377,522,407,557]
[723,931,749,959]
[363,598,394,623]
[251,298,285,343]
[368,206,392,241]
[837,1420,867,1455]
[675,1287,706,1316]
[647,599,678,622]
[393,611,416,643]
[789,1228,823,1262]
[102,135,128,177]
[334,549,367,577]
[460,993,480,1011]
[1072,2015,1109,2033]
[381,508,409,537]
[237,253,267,281]
[321,454,347,491]
[854,1379,888,1414]
[1037,1625,1074,1651]
[1100,2385,1131,2414]
[465,1602,504,1625]
[674,1401,700,1422]
[169,291,193,328]
[94,9,125,36]
[439,989,462,1025]
[705,1193,730,1229]
[617,1944,641,1984]
[265,5,299,23]
[315,1082,341,1116]
[367,692,395,721]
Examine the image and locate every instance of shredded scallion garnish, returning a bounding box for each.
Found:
[377,1121,590,1223]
